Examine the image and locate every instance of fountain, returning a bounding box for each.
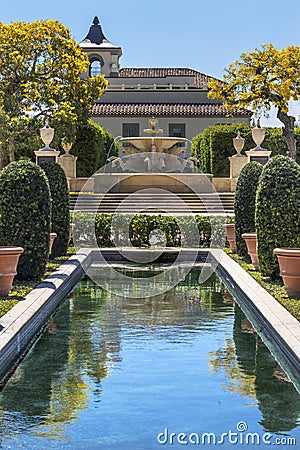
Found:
[120,117,188,155]
[93,118,213,193]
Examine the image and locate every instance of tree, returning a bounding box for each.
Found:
[0,19,108,161]
[208,44,300,160]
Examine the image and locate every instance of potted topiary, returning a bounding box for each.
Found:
[41,161,70,258]
[256,155,300,278]
[242,233,259,271]
[0,246,24,296]
[0,160,51,281]
[224,223,236,253]
[273,248,300,298]
[234,162,263,258]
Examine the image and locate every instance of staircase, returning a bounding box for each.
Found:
[70,192,235,215]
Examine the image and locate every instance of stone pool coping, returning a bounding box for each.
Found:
[0,248,93,385]
[0,247,299,390]
[209,249,300,390]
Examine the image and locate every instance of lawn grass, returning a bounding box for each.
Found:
[0,246,76,318]
[224,248,300,321]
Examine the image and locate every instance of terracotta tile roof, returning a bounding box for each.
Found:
[118,68,211,88]
[91,102,251,117]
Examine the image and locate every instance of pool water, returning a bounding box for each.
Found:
[0,266,299,449]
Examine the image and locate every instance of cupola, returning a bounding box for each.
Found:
[80,16,122,78]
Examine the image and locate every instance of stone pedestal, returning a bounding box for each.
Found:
[229,155,248,178]
[34,147,60,165]
[58,154,77,178]
[245,149,272,165]
[228,154,248,191]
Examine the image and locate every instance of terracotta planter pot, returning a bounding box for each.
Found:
[273,248,300,298]
[0,246,24,296]
[69,223,74,242]
[224,223,236,253]
[242,233,259,271]
[49,232,57,255]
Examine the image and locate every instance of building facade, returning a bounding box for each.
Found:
[80,17,251,142]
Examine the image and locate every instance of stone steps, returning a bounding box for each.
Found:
[70,193,235,215]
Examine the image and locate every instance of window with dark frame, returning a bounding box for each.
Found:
[169,124,186,137]
[122,123,140,137]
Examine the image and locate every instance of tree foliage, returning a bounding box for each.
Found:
[0,19,108,159]
[208,44,300,159]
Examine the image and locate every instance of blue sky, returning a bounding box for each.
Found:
[2,0,300,126]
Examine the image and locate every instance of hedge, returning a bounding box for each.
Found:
[191,125,300,177]
[0,160,51,280]
[41,161,70,258]
[72,120,118,177]
[72,213,230,248]
[255,155,300,277]
[234,162,263,258]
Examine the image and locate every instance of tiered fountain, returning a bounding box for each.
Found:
[93,118,213,193]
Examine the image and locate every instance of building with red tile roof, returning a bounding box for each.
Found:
[80,17,251,142]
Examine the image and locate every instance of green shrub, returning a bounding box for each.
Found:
[72,212,96,247]
[235,162,263,257]
[41,161,70,257]
[255,155,300,277]
[72,120,118,177]
[191,124,253,175]
[96,213,113,247]
[191,124,300,176]
[0,160,51,280]
[72,213,231,248]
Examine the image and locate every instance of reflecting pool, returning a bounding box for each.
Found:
[0,265,299,449]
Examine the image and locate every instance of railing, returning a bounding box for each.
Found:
[107,83,207,91]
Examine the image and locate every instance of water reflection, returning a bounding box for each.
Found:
[209,305,300,432]
[0,267,299,447]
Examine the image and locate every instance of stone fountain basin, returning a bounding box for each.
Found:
[119,137,187,155]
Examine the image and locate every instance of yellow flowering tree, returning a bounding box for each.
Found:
[208,44,300,160]
[0,19,108,162]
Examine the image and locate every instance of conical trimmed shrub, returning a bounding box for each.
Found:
[0,160,51,280]
[41,161,70,257]
[255,155,300,277]
[234,162,263,258]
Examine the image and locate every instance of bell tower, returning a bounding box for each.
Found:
[80,16,122,78]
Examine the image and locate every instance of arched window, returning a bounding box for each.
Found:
[89,60,102,77]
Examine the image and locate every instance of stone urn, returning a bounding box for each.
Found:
[273,248,300,298]
[49,232,57,255]
[0,246,24,296]
[252,125,266,150]
[242,233,259,271]
[224,224,236,253]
